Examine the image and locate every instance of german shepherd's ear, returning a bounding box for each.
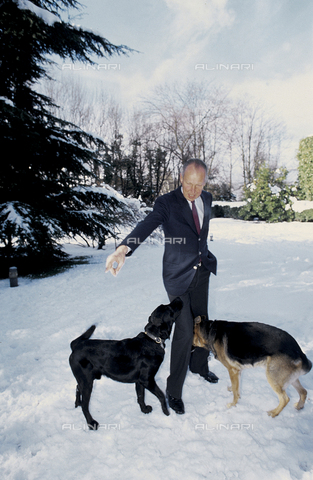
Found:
[194,316,202,324]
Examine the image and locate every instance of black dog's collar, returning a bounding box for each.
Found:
[144,330,165,349]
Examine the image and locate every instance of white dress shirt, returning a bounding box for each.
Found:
[182,188,204,228]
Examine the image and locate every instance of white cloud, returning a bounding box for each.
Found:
[229,71,313,141]
[164,0,234,41]
[113,0,235,103]
[228,71,313,169]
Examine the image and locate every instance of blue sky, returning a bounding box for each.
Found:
[58,0,313,169]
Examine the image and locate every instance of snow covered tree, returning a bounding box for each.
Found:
[0,0,133,271]
[297,136,313,200]
[240,166,295,223]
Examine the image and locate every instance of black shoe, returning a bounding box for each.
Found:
[166,390,185,414]
[203,371,219,383]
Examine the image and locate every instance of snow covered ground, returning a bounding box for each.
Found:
[1,218,313,480]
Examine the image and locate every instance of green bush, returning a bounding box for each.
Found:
[211,205,243,219]
[240,167,295,223]
[294,209,313,222]
[297,136,313,201]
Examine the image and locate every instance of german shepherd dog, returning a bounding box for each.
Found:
[193,317,312,417]
[69,298,183,429]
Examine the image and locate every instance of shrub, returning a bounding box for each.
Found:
[294,209,313,222]
[297,136,313,200]
[240,167,295,223]
[211,205,243,219]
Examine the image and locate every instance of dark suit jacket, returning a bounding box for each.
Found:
[120,187,217,296]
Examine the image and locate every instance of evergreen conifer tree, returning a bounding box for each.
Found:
[0,0,133,273]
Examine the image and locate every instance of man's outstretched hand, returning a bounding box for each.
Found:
[105,245,129,276]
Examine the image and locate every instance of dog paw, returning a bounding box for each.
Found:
[141,405,153,414]
[88,420,99,430]
[294,401,304,410]
[227,402,236,409]
[267,409,278,418]
[162,407,170,416]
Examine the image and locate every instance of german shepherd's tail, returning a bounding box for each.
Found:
[70,325,96,351]
[302,355,312,374]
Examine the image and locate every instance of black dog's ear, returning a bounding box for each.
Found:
[145,322,159,337]
[149,298,183,327]
[148,304,168,326]
[149,308,163,326]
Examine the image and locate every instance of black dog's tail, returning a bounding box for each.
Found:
[70,325,96,351]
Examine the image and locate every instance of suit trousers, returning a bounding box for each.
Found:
[167,264,211,399]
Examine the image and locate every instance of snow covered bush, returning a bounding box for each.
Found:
[240,166,295,223]
[294,209,313,222]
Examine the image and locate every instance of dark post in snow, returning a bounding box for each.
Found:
[9,267,18,287]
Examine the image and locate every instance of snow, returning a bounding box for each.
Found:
[292,200,313,213]
[213,200,313,213]
[16,0,61,26]
[1,202,31,233]
[270,185,281,195]
[72,184,129,204]
[1,218,313,480]
[0,96,14,107]
[213,200,246,208]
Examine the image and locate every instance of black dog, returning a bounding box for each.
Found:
[193,316,312,417]
[69,298,183,429]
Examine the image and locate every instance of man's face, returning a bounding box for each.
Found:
[180,164,207,202]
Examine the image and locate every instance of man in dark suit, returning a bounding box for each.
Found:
[105,159,218,414]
